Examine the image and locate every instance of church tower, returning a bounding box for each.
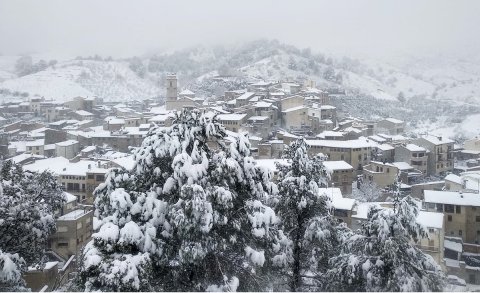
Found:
[166,74,177,102]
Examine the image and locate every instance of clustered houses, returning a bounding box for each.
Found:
[0,72,474,289]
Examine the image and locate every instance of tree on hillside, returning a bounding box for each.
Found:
[0,160,65,290]
[274,139,350,291]
[77,110,284,291]
[325,185,446,291]
[14,56,33,77]
[397,91,406,104]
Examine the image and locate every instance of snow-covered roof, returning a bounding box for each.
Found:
[323,161,353,172]
[81,145,96,153]
[405,144,427,152]
[445,174,462,185]
[392,162,413,170]
[26,139,45,147]
[57,209,90,221]
[369,135,387,143]
[319,188,356,211]
[217,114,247,121]
[384,118,404,124]
[75,110,94,116]
[444,238,463,253]
[8,153,46,164]
[248,116,269,121]
[416,211,444,229]
[282,105,306,113]
[255,159,289,172]
[254,101,273,108]
[424,190,480,206]
[317,131,345,138]
[55,140,78,147]
[376,143,395,151]
[63,192,77,204]
[420,135,455,145]
[237,92,255,100]
[111,155,136,171]
[307,138,374,149]
[149,106,168,115]
[28,261,58,272]
[23,157,108,176]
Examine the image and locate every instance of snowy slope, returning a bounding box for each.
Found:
[0,59,162,101]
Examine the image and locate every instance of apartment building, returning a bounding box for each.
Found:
[55,140,80,159]
[377,118,405,135]
[464,137,480,151]
[50,208,93,260]
[362,161,399,189]
[323,161,354,195]
[306,139,373,173]
[26,139,45,156]
[395,143,429,174]
[415,135,454,176]
[217,113,247,132]
[424,190,480,244]
[281,106,308,131]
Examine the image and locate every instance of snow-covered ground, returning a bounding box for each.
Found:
[0,58,162,101]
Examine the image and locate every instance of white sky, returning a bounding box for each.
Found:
[0,0,479,58]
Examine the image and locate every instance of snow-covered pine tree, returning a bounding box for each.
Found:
[0,160,65,290]
[274,138,349,291]
[325,194,446,291]
[78,110,283,291]
[0,249,28,292]
[0,250,26,291]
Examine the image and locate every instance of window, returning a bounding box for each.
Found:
[428,202,435,210]
[57,226,68,232]
[96,175,105,181]
[476,216,480,222]
[428,228,435,233]
[456,206,461,214]
[447,215,452,222]
[444,204,454,213]
[57,242,69,248]
[436,204,443,212]
[459,230,463,236]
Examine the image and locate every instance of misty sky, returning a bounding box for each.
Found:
[1,0,479,59]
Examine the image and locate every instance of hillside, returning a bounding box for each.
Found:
[0,58,163,102]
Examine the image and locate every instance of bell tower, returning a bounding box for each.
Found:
[166,74,177,102]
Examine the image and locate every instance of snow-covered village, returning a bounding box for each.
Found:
[1,1,480,292]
